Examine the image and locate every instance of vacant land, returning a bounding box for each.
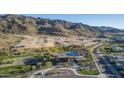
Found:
[14,35,98,49]
[0,34,23,51]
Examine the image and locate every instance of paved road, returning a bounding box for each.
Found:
[90,43,104,74]
[90,43,111,78]
[30,67,102,78]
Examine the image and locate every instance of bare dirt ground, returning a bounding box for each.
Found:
[14,35,55,49]
[14,35,98,49]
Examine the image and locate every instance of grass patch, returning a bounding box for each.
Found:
[78,69,99,75]
[0,65,31,78]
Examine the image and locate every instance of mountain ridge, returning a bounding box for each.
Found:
[0,14,123,36]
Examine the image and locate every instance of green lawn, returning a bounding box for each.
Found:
[78,69,99,75]
[0,65,31,77]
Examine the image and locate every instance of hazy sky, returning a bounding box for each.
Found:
[23,14,124,29]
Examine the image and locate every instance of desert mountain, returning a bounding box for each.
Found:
[0,14,123,36]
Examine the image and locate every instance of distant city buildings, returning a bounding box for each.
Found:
[111,45,124,52]
[114,37,124,43]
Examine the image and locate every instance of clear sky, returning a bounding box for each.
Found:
[23,14,124,29]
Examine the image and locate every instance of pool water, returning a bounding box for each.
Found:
[64,51,79,56]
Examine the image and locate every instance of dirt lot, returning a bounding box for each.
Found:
[14,35,98,49]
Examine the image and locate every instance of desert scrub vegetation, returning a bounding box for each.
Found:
[0,34,23,51]
[0,34,23,61]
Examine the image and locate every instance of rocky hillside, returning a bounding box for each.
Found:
[0,14,123,36]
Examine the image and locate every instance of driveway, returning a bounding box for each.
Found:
[30,67,108,78]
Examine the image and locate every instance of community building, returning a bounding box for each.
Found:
[53,49,88,63]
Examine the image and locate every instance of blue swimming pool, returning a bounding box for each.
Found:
[64,51,79,57]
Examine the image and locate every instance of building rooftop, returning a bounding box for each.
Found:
[53,51,82,58]
[64,51,80,57]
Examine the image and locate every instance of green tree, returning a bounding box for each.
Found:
[45,61,53,68]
